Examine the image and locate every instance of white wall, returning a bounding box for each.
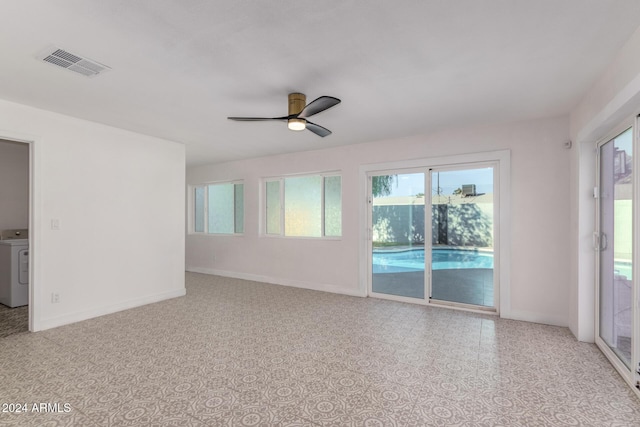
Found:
[187,116,571,326]
[0,99,186,331]
[0,139,29,231]
[569,25,640,342]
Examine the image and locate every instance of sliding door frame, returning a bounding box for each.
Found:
[359,150,511,317]
[594,117,639,392]
[367,167,427,303]
[426,162,499,311]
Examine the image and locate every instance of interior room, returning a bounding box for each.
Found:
[0,139,29,337]
[1,1,640,425]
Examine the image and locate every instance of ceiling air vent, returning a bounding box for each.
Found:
[37,47,111,78]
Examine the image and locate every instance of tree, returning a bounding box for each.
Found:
[372,175,396,197]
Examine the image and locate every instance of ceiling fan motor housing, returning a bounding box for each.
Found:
[288,93,306,115]
[288,93,307,130]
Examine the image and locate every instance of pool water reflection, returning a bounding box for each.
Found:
[373,248,493,274]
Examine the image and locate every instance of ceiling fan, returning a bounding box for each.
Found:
[228,93,341,137]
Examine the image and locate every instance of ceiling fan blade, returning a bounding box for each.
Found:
[306,121,332,137]
[297,96,341,119]
[227,116,287,121]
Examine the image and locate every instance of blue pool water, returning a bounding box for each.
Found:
[372,248,633,279]
[614,262,633,280]
[372,248,493,274]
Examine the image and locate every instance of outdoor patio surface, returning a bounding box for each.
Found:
[372,268,494,307]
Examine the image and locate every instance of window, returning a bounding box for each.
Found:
[266,181,281,235]
[192,181,244,234]
[265,174,341,237]
[194,187,206,232]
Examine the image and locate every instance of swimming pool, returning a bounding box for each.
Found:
[372,248,493,274]
[372,248,633,279]
[614,261,633,280]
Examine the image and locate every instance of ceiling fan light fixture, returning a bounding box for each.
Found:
[228,92,340,137]
[288,118,306,131]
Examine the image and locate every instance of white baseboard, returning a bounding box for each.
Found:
[186,267,367,298]
[501,309,568,328]
[37,288,186,331]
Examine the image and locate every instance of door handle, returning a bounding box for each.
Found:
[594,232,608,251]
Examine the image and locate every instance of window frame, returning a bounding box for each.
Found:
[191,180,244,236]
[262,172,342,239]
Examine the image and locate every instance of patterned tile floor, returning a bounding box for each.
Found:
[0,303,28,338]
[1,272,640,426]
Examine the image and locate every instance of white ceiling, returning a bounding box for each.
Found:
[1,1,639,165]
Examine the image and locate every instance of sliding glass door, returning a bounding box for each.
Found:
[596,126,634,371]
[371,172,426,299]
[369,163,498,311]
[429,167,495,307]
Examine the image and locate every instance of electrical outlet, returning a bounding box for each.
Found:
[51,293,60,303]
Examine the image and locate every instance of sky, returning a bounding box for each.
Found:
[378,167,494,197]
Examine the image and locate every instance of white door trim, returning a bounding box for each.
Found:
[0,129,41,331]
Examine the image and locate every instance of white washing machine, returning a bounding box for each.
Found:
[0,239,29,307]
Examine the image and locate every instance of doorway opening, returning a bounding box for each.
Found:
[0,138,31,337]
